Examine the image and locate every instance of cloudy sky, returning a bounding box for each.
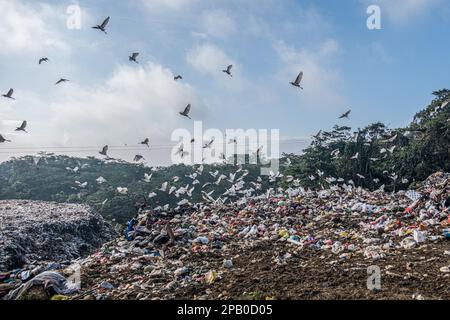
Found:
[0,0,449,165]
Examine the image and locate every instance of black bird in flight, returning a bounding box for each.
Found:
[15,121,28,133]
[222,65,233,77]
[179,104,192,119]
[174,75,183,81]
[290,71,304,89]
[129,52,139,63]
[56,78,69,85]
[99,145,109,156]
[39,57,49,65]
[2,88,15,99]
[140,138,150,148]
[0,134,11,143]
[339,110,351,119]
[92,16,110,34]
[134,155,145,162]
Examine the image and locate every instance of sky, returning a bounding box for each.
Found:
[0,0,449,165]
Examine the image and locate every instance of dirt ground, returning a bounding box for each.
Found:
[73,238,450,300]
[175,241,450,300]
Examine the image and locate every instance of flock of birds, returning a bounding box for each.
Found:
[65,156,303,210]
[0,15,353,159]
[5,14,443,212]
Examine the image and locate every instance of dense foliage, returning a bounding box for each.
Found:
[0,156,267,223]
[282,89,450,190]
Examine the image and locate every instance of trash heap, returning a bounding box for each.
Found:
[2,173,450,300]
[0,200,116,298]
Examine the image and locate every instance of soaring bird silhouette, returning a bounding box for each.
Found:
[15,121,28,133]
[55,78,69,85]
[2,89,15,99]
[179,104,192,119]
[39,57,49,65]
[92,16,110,34]
[203,138,214,149]
[129,52,139,63]
[0,134,11,143]
[134,154,145,162]
[222,65,233,77]
[140,138,150,148]
[339,110,351,119]
[290,71,304,89]
[99,145,109,157]
[174,75,183,81]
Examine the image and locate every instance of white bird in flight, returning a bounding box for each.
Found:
[117,187,128,195]
[143,173,152,183]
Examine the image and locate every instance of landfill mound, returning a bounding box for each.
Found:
[0,200,116,272]
[1,173,450,300]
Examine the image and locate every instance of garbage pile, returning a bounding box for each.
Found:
[2,173,449,300]
[0,200,116,272]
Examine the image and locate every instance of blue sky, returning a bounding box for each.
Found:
[0,0,449,164]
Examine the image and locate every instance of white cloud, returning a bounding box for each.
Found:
[140,0,197,11]
[273,39,345,110]
[186,43,235,76]
[50,63,199,144]
[0,0,67,55]
[201,9,236,38]
[0,63,206,164]
[364,0,443,24]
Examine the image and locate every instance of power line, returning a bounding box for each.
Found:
[0,139,311,154]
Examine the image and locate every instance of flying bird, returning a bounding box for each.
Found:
[159,182,168,192]
[222,65,233,77]
[92,16,110,34]
[2,89,15,99]
[96,176,107,184]
[134,155,145,162]
[175,143,189,158]
[129,52,139,63]
[174,75,183,81]
[179,104,192,119]
[39,57,49,65]
[117,187,128,195]
[140,138,150,148]
[143,173,152,183]
[313,130,322,139]
[339,110,351,119]
[203,138,214,149]
[290,71,304,89]
[55,78,69,85]
[99,145,109,157]
[15,121,28,133]
[0,134,11,143]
